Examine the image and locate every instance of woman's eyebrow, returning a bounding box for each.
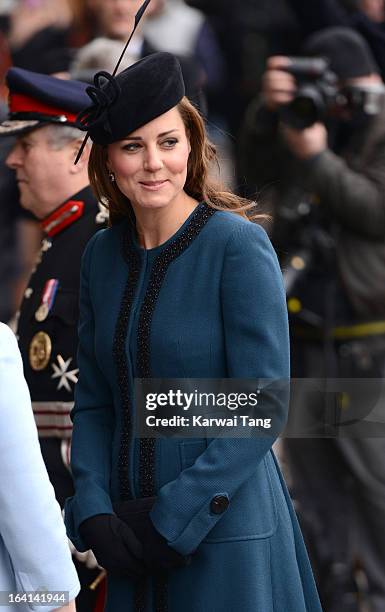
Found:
[158,129,179,137]
[124,129,180,141]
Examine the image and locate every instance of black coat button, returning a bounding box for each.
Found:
[210,495,229,515]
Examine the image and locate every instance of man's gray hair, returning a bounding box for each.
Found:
[45,125,89,150]
[71,37,136,82]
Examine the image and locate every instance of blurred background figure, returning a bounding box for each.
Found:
[2,0,73,75]
[360,0,385,22]
[83,0,147,42]
[185,0,297,133]
[74,0,207,112]
[70,37,137,80]
[142,0,225,105]
[0,4,12,94]
[286,0,385,81]
[239,26,385,612]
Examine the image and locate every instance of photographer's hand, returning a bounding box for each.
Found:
[281,122,328,160]
[261,56,297,111]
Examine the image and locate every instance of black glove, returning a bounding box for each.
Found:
[113,497,192,572]
[79,514,146,578]
[134,514,192,572]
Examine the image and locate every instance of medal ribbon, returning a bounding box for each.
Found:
[40,279,59,315]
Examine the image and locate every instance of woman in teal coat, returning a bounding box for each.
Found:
[65,52,322,612]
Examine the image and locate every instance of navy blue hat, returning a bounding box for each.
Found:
[0,67,90,137]
[76,52,185,145]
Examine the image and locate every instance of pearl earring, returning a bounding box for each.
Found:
[109,171,116,183]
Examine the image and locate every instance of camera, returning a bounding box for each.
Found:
[279,57,341,129]
[279,56,385,129]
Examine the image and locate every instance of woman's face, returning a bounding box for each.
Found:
[107,106,191,212]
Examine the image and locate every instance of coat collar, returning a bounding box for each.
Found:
[125,202,210,257]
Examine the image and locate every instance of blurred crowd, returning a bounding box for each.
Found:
[0,3,368,312]
[1,1,385,612]
[3,0,385,322]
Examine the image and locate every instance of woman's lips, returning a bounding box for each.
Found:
[139,180,168,191]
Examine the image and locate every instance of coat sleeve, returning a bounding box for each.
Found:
[0,324,80,610]
[150,222,290,555]
[64,233,115,551]
[303,145,385,239]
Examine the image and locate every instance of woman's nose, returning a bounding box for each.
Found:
[143,147,163,172]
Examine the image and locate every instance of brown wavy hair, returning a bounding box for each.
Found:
[88,96,264,225]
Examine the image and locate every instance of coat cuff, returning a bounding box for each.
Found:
[150,492,230,556]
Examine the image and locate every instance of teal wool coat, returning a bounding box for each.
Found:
[65,204,322,612]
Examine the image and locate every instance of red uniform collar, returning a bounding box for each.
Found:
[41,200,85,237]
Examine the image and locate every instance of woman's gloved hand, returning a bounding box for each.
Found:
[79,514,146,578]
[134,515,192,572]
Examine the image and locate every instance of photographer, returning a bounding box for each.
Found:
[239,26,385,612]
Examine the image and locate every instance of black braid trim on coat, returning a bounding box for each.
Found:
[113,228,141,501]
[136,203,216,499]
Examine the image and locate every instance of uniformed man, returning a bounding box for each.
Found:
[0,67,107,611]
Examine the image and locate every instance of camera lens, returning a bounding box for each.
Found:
[280,86,325,129]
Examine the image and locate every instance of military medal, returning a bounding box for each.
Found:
[35,303,49,322]
[29,332,52,371]
[51,355,79,392]
[35,279,59,321]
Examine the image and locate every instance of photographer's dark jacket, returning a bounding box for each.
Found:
[238,98,385,321]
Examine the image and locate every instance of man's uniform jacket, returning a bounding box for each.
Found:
[17,186,106,453]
